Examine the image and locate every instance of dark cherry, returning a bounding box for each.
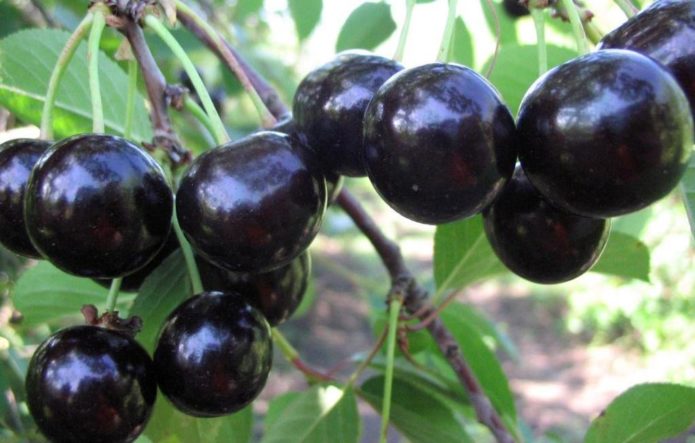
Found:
[517,49,693,218]
[24,134,173,278]
[483,167,610,284]
[363,63,517,225]
[94,232,179,292]
[198,252,311,326]
[176,131,326,273]
[0,138,51,258]
[293,51,404,177]
[599,0,695,119]
[503,0,530,17]
[25,325,157,443]
[153,291,272,417]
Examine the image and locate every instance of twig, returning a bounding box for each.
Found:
[116,16,191,166]
[337,189,515,443]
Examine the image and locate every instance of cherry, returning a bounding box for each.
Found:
[198,251,310,326]
[293,51,403,177]
[599,0,695,119]
[153,291,272,417]
[25,325,156,443]
[0,138,51,258]
[24,134,173,278]
[176,131,326,273]
[363,62,517,225]
[483,167,610,284]
[517,49,693,218]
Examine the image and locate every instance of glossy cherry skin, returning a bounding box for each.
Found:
[176,131,326,273]
[483,167,610,284]
[0,138,51,258]
[94,232,179,292]
[198,252,310,326]
[25,325,157,443]
[153,291,272,417]
[24,134,174,278]
[293,52,404,176]
[517,49,693,218]
[363,63,517,225]
[599,0,695,118]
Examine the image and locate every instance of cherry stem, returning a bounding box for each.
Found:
[346,326,388,387]
[613,0,639,18]
[105,277,122,313]
[175,1,277,128]
[483,0,501,78]
[272,328,333,382]
[437,0,459,62]
[87,9,107,134]
[40,12,94,140]
[394,0,416,62]
[124,59,138,139]
[172,211,204,294]
[183,97,218,145]
[559,0,590,55]
[144,14,230,145]
[379,297,402,443]
[530,4,548,75]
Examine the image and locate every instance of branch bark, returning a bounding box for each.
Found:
[117,16,190,165]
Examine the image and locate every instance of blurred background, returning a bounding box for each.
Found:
[1,0,694,441]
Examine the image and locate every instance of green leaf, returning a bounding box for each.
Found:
[591,231,650,282]
[12,262,133,327]
[439,307,518,426]
[443,302,518,360]
[360,375,473,443]
[261,384,360,443]
[682,153,695,240]
[484,44,578,115]
[0,4,26,39]
[480,0,518,44]
[416,0,436,3]
[289,0,322,41]
[129,251,190,353]
[584,383,695,443]
[264,391,303,432]
[433,215,506,293]
[335,3,396,52]
[233,0,264,20]
[0,29,152,142]
[144,399,252,443]
[449,17,473,68]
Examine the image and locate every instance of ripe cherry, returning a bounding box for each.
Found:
[153,291,272,417]
[198,252,311,326]
[25,325,156,443]
[483,167,610,284]
[293,52,403,177]
[363,62,517,225]
[599,0,695,118]
[176,131,326,273]
[0,138,51,258]
[517,49,693,218]
[24,134,173,278]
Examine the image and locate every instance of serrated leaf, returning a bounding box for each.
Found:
[682,153,695,240]
[449,17,473,68]
[591,231,650,282]
[144,399,252,443]
[442,302,518,360]
[0,29,152,142]
[584,383,695,443]
[434,215,506,293]
[360,375,474,443]
[335,3,396,52]
[129,251,190,353]
[261,385,360,443]
[289,0,322,41]
[12,262,134,327]
[484,44,578,115]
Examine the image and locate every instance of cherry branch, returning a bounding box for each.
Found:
[115,15,191,165]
